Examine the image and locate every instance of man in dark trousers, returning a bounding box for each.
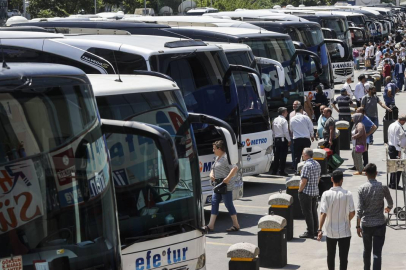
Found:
[290,105,315,174]
[394,58,406,92]
[357,163,393,270]
[387,115,406,189]
[271,107,290,176]
[318,170,355,270]
[298,148,321,239]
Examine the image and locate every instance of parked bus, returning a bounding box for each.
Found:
[90,73,239,270]
[0,63,181,270]
[275,11,354,84]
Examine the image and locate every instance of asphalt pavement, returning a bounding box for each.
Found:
[204,69,406,270]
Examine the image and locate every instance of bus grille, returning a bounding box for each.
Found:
[335,68,353,76]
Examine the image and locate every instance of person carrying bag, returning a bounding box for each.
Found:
[204,140,241,233]
[351,113,367,176]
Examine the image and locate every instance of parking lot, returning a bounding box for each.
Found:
[204,70,406,269]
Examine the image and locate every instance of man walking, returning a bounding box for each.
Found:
[361,83,392,144]
[298,148,321,239]
[290,106,315,173]
[357,163,393,270]
[272,107,290,176]
[322,108,338,154]
[332,88,354,123]
[318,170,355,270]
[383,77,399,108]
[354,75,367,107]
[289,100,308,169]
[355,107,378,167]
[394,58,406,91]
[387,114,406,190]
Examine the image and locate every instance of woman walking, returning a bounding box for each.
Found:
[351,113,367,175]
[205,140,240,232]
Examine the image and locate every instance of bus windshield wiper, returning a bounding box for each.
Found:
[123,231,178,248]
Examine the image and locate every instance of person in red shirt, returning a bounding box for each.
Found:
[382,60,391,86]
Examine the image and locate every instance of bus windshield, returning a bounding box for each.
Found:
[149,50,239,156]
[324,18,347,40]
[288,27,324,48]
[243,38,303,118]
[0,79,119,269]
[348,16,365,26]
[96,90,202,244]
[226,51,270,134]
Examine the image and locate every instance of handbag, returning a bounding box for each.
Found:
[355,145,365,153]
[213,178,227,194]
[365,59,372,68]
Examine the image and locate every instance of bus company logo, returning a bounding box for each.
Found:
[135,247,189,270]
[200,161,214,173]
[80,54,111,71]
[242,138,267,147]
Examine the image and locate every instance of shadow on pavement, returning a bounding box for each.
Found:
[242,182,286,198]
[204,211,266,234]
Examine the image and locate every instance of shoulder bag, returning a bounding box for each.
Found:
[212,158,227,194]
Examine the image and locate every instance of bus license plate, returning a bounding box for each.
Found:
[242,166,255,173]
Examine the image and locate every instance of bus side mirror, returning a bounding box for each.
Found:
[215,127,239,165]
[223,65,261,99]
[249,73,265,103]
[255,57,285,87]
[187,113,238,165]
[337,44,345,58]
[101,119,180,192]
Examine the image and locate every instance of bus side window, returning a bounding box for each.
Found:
[0,46,100,74]
[86,48,148,73]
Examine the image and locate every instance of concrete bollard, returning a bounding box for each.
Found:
[268,192,294,240]
[227,242,260,270]
[313,149,328,175]
[257,215,288,268]
[297,161,305,174]
[286,176,304,219]
[319,174,333,197]
[336,120,351,150]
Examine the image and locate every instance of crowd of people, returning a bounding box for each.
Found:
[203,31,406,270]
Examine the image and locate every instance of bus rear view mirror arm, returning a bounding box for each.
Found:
[255,57,285,87]
[293,49,323,76]
[324,39,350,60]
[188,113,238,165]
[101,119,180,192]
[322,28,337,39]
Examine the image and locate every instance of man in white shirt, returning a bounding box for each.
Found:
[318,170,355,270]
[272,107,291,176]
[374,46,382,70]
[343,77,354,100]
[369,42,374,58]
[354,75,366,107]
[387,114,406,189]
[289,100,307,169]
[290,105,314,173]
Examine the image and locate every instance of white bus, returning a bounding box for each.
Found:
[0,31,260,204]
[0,63,182,269]
[89,73,239,270]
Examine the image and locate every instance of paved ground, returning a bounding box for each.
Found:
[204,70,406,269]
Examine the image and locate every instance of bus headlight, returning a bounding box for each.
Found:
[265,145,273,155]
[195,253,206,269]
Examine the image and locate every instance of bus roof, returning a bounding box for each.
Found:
[121,15,259,28]
[177,26,289,39]
[247,20,321,29]
[204,10,306,22]
[88,74,179,96]
[9,20,171,30]
[0,31,63,39]
[205,42,252,52]
[67,34,222,55]
[0,63,86,82]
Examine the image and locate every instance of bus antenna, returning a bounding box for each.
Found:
[0,39,10,70]
[113,51,122,82]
